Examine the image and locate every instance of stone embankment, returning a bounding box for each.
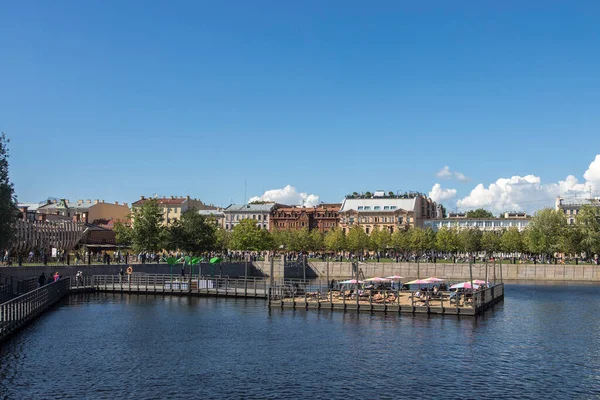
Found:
[254,260,600,282]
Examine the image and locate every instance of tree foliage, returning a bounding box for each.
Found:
[575,205,600,256]
[0,133,16,251]
[230,219,271,251]
[324,228,346,252]
[523,208,566,256]
[346,225,369,253]
[131,199,164,253]
[466,208,495,219]
[163,210,216,254]
[113,220,133,246]
[500,227,523,254]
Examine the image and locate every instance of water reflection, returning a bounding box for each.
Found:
[0,286,599,399]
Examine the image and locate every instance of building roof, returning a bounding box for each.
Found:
[339,198,416,212]
[224,203,277,212]
[17,202,44,212]
[133,197,188,206]
[197,210,224,217]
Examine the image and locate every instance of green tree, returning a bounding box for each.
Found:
[215,226,231,252]
[500,227,523,254]
[230,219,270,251]
[324,228,346,253]
[480,230,501,255]
[523,208,566,256]
[409,228,431,255]
[296,227,313,252]
[346,225,369,253]
[465,208,495,219]
[457,228,482,254]
[131,199,165,252]
[435,227,458,253]
[0,133,17,252]
[309,229,324,252]
[369,227,391,252]
[575,205,600,257]
[113,220,133,246]
[163,210,216,254]
[391,228,410,252]
[561,226,582,256]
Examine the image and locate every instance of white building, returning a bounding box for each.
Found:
[222,203,278,231]
[556,196,600,225]
[424,218,530,232]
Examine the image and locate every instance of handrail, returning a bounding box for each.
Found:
[0,278,70,342]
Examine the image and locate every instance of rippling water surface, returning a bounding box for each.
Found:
[1,284,600,399]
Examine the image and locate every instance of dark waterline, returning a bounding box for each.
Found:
[1,285,600,399]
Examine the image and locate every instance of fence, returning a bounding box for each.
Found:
[0,278,71,342]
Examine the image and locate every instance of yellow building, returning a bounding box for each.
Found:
[131,196,215,225]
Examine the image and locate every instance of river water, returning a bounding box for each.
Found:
[1,284,599,399]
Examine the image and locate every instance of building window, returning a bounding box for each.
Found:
[258,215,261,221]
[364,206,371,210]
[384,206,390,210]
[374,206,380,210]
[390,206,397,210]
[358,206,364,210]
[366,227,370,234]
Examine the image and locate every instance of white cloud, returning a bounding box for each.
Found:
[429,183,457,203]
[436,166,470,182]
[249,185,320,207]
[455,154,600,212]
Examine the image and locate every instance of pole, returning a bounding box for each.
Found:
[245,254,248,281]
[303,255,306,283]
[499,257,503,283]
[493,259,497,285]
[485,259,488,286]
[469,257,474,289]
[417,258,420,279]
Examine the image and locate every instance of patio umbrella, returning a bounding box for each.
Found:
[450,282,480,290]
[209,257,222,264]
[364,277,390,282]
[472,279,489,285]
[405,279,431,285]
[385,275,404,280]
[339,279,364,284]
[425,277,444,282]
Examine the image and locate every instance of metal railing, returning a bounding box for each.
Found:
[89,274,269,298]
[0,277,71,342]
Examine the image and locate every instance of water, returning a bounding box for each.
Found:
[1,285,600,399]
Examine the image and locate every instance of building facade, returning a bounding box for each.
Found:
[131,196,213,225]
[556,196,600,225]
[424,217,530,232]
[222,203,278,231]
[34,199,130,226]
[270,204,341,233]
[337,192,437,234]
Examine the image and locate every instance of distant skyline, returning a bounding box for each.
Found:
[3,2,600,213]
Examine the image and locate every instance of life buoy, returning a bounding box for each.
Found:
[126,266,133,275]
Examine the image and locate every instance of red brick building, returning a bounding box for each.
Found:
[270,204,341,233]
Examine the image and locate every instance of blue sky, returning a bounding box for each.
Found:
[2,1,600,212]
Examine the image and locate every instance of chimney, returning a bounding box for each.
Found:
[115,201,119,205]
[101,200,104,203]
[86,199,91,203]
[124,203,128,207]
[140,196,145,200]
[94,199,99,204]
[171,196,175,200]
[186,195,190,202]
[77,199,83,205]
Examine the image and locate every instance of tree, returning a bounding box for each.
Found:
[465,208,495,219]
[163,210,216,254]
[457,228,482,254]
[346,225,369,253]
[575,205,600,257]
[369,227,391,253]
[113,220,133,246]
[295,227,313,252]
[324,228,346,253]
[0,133,17,252]
[230,219,270,251]
[131,199,165,253]
[215,226,231,253]
[480,230,501,255]
[309,229,324,252]
[500,227,523,254]
[391,228,410,253]
[523,208,566,257]
[409,228,432,255]
[435,227,458,253]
